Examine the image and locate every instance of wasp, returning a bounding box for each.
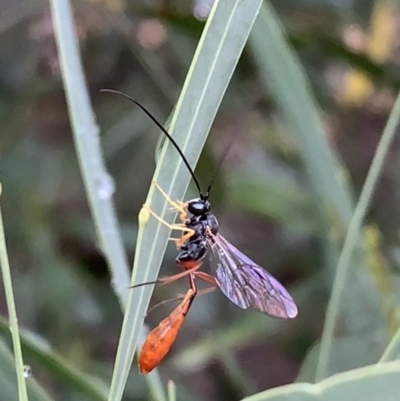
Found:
[102,89,298,373]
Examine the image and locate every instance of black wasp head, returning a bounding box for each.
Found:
[187,196,211,216]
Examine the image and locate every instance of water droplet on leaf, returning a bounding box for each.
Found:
[97,173,115,200]
[23,365,32,378]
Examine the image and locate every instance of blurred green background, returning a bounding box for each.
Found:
[1,0,400,400]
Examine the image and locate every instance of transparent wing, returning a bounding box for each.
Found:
[208,235,298,319]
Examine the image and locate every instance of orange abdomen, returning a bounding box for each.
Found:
[138,302,189,374]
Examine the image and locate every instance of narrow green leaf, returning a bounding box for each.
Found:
[297,338,377,383]
[50,0,130,309]
[167,380,176,401]
[379,326,400,363]
[249,2,354,229]
[248,1,395,381]
[0,316,109,401]
[107,1,264,400]
[316,91,400,380]
[0,185,29,401]
[0,340,53,401]
[50,0,165,397]
[242,362,400,401]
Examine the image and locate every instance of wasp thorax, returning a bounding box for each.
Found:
[187,198,211,215]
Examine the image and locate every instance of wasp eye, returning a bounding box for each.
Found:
[187,198,210,215]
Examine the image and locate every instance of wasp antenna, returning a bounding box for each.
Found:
[128,280,159,289]
[205,134,236,197]
[100,89,203,196]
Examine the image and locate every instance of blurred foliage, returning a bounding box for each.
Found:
[1,0,400,400]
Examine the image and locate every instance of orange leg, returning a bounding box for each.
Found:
[152,181,188,223]
[130,264,215,293]
[150,181,196,247]
[158,262,202,285]
[175,231,196,248]
[143,205,195,241]
[131,268,216,291]
[146,284,216,316]
[194,271,217,287]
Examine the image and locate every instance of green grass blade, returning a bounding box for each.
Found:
[50,0,130,308]
[379,327,400,363]
[0,185,29,401]
[0,340,53,401]
[248,1,393,381]
[107,1,264,400]
[0,314,108,401]
[242,362,400,401]
[316,91,400,380]
[50,0,165,397]
[249,2,354,229]
[167,380,176,401]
